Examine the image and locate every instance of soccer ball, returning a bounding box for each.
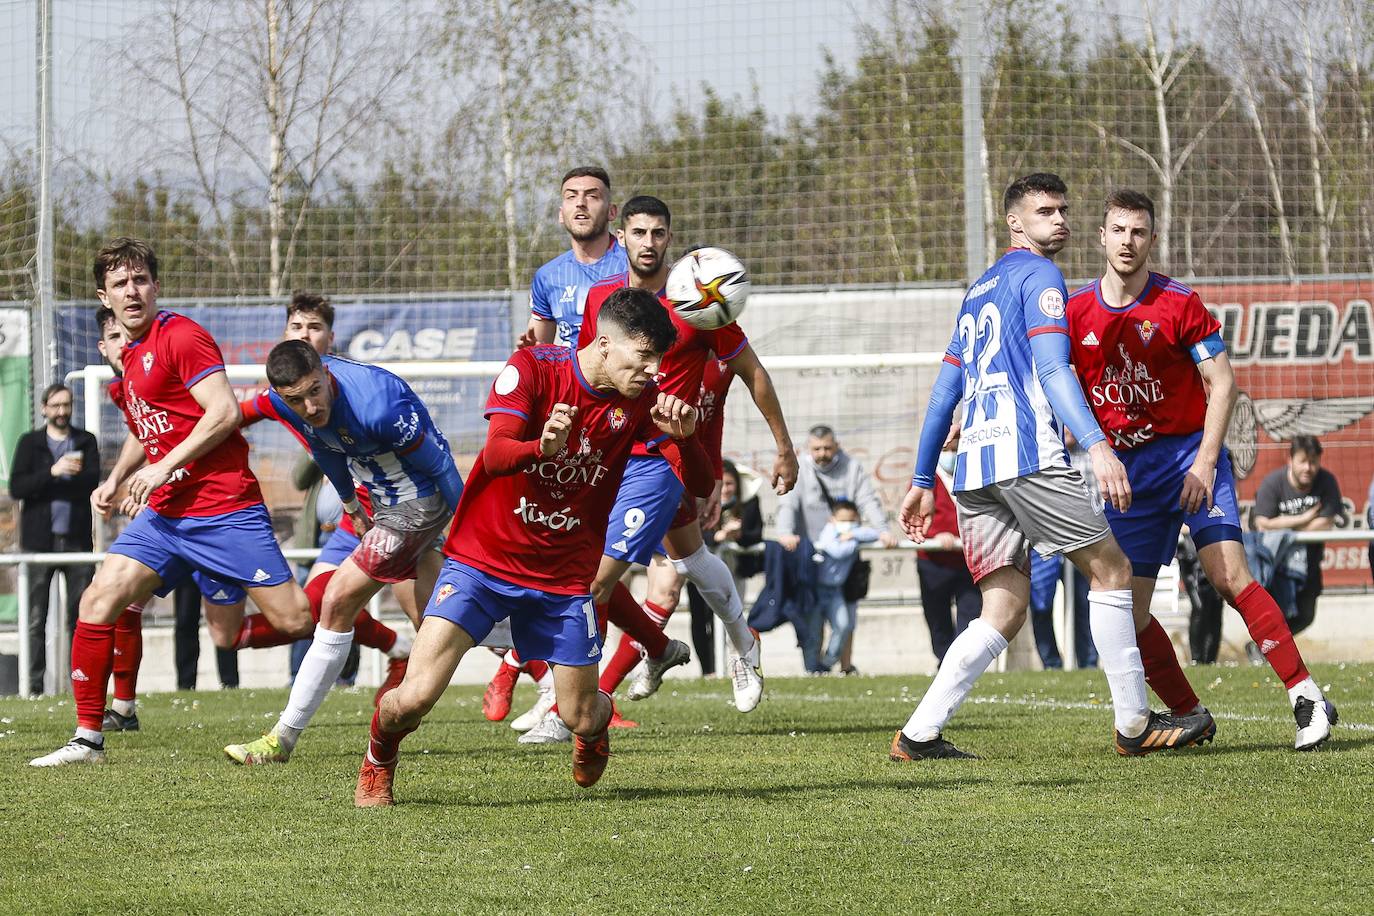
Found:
[665,247,751,330]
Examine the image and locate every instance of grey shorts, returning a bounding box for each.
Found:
[354,493,452,583]
[953,465,1111,582]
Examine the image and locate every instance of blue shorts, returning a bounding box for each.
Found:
[1107,432,1243,578]
[316,526,361,568]
[423,558,602,667]
[109,504,294,598]
[191,571,246,606]
[603,455,685,565]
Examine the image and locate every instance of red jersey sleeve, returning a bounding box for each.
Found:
[1176,290,1221,348]
[485,348,543,422]
[166,317,227,390]
[482,410,544,476]
[240,391,277,426]
[705,322,748,362]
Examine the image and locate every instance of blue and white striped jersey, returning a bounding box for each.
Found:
[529,238,629,346]
[944,248,1078,490]
[265,356,462,510]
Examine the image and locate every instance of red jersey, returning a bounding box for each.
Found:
[578,273,747,459]
[444,345,671,594]
[119,311,263,517]
[916,475,965,569]
[107,377,135,436]
[240,391,373,529]
[1067,273,1221,450]
[697,357,735,476]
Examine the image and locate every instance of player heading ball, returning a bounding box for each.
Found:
[356,286,716,805]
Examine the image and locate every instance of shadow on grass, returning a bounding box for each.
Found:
[397,774,995,809]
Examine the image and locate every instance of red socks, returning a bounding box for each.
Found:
[1233,581,1310,688]
[597,600,675,694]
[605,582,669,658]
[71,620,116,732]
[525,659,550,682]
[305,571,332,622]
[111,606,143,702]
[366,708,414,765]
[236,613,297,649]
[1137,617,1200,715]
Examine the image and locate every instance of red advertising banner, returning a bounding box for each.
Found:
[1200,278,1374,588]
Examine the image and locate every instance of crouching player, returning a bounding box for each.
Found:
[224,340,462,765]
[1068,189,1336,749]
[356,287,714,805]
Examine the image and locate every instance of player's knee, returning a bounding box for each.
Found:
[1213,566,1252,604]
[78,585,124,624]
[393,679,440,723]
[648,586,680,614]
[208,626,237,649]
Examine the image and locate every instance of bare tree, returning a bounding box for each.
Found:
[1089,1,1236,273]
[440,0,629,292]
[116,0,427,295]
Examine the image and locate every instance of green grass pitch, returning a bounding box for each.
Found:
[2,664,1370,914]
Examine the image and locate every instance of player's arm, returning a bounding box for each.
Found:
[1181,344,1235,513]
[520,316,556,348]
[903,351,962,542]
[92,433,147,519]
[125,371,240,505]
[651,394,715,499]
[384,409,464,511]
[483,406,573,476]
[724,343,798,495]
[1027,324,1131,512]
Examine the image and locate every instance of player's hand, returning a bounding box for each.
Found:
[1180,459,1215,514]
[772,448,799,495]
[347,504,372,536]
[118,494,143,518]
[777,533,801,552]
[650,394,697,439]
[1087,442,1132,513]
[539,403,578,457]
[699,478,724,530]
[126,462,173,506]
[515,326,538,350]
[91,478,119,519]
[899,485,936,542]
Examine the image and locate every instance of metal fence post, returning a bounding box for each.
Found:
[16,561,30,697]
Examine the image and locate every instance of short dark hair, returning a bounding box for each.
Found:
[597,287,676,354]
[808,424,836,440]
[621,195,671,228]
[266,339,323,388]
[832,499,859,515]
[42,382,70,405]
[287,291,334,329]
[94,237,158,290]
[1003,173,1068,213]
[1290,435,1323,458]
[721,457,739,484]
[561,166,610,190]
[95,305,117,333]
[1103,189,1156,230]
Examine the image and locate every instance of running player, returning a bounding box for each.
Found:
[1067,189,1336,750]
[356,287,713,805]
[519,165,627,348]
[549,196,796,727]
[31,238,314,767]
[889,174,1213,761]
[223,341,462,765]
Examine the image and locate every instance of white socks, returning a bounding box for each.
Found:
[1287,676,1322,707]
[277,626,355,744]
[1087,589,1150,738]
[902,618,1008,742]
[674,544,751,652]
[112,697,136,717]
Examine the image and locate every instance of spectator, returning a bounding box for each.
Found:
[776,425,894,672]
[8,383,100,694]
[914,443,981,666]
[807,499,881,672]
[1252,435,1344,636]
[690,459,763,675]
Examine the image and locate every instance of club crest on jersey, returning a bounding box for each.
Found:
[434,583,456,605]
[142,352,154,373]
[339,429,355,446]
[609,407,627,431]
[1136,319,1157,344]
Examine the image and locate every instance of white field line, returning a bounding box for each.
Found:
[666,688,1374,732]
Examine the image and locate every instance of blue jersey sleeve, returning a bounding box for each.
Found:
[1028,330,1105,451]
[372,380,464,510]
[912,350,963,489]
[1019,261,1070,335]
[530,268,553,319]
